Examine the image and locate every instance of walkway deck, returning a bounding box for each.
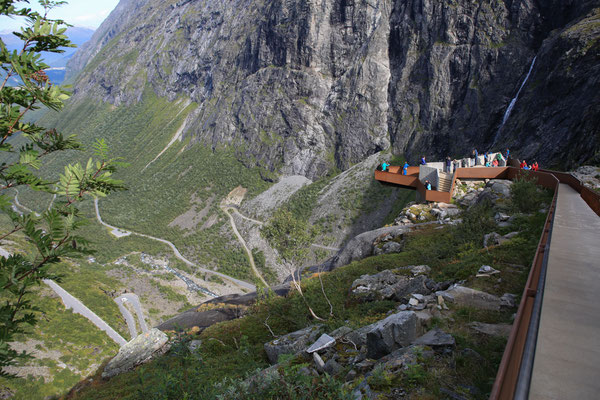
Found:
[529,183,600,399]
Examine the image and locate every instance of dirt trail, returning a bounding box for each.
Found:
[94,198,255,293]
[221,186,268,286]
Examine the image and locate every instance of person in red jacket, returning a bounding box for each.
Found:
[532,161,539,171]
[520,160,527,169]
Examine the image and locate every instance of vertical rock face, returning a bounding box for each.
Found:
[66,0,600,176]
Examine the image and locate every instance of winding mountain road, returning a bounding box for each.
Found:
[115,293,148,338]
[221,205,268,287]
[43,279,127,346]
[94,199,256,293]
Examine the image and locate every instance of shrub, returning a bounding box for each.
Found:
[510,177,540,213]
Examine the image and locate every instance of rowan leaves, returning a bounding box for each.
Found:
[0,0,126,377]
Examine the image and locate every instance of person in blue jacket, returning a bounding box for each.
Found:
[425,180,432,190]
[420,156,426,165]
[402,162,409,175]
[381,162,389,171]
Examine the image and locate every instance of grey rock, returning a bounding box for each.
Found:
[410,265,431,276]
[355,359,376,373]
[187,340,202,352]
[350,270,432,302]
[477,265,500,276]
[495,212,511,222]
[312,352,325,372]
[102,329,171,378]
[346,325,372,348]
[306,334,335,354]
[345,369,357,382]
[324,359,342,376]
[366,311,417,359]
[380,241,403,254]
[469,322,512,338]
[500,293,517,308]
[329,326,353,339]
[437,285,503,311]
[487,180,513,198]
[414,311,433,334]
[413,328,456,351]
[264,325,322,364]
[329,226,410,270]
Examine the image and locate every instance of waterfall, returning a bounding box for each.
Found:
[502,56,537,126]
[493,56,537,144]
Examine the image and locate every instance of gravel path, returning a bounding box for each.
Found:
[221,205,268,287]
[94,199,255,293]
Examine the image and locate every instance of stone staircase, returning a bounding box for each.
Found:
[438,172,453,192]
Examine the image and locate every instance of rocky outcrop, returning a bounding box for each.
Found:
[157,284,290,331]
[64,0,600,179]
[264,325,323,364]
[350,270,434,302]
[366,311,417,359]
[437,285,508,311]
[102,329,170,379]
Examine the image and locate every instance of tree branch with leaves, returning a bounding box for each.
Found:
[0,0,126,377]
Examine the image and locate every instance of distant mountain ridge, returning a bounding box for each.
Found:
[62,0,600,173]
[1,26,94,84]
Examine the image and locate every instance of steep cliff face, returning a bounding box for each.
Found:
[66,0,600,176]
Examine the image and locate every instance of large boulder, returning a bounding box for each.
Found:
[327,226,410,270]
[264,325,323,364]
[437,285,503,311]
[102,329,171,379]
[366,311,417,359]
[412,328,455,351]
[350,270,433,302]
[486,179,513,198]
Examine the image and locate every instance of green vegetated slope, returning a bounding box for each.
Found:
[66,186,551,400]
[0,289,120,400]
[0,216,124,399]
[18,86,272,282]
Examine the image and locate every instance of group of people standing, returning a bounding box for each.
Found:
[378,147,541,190]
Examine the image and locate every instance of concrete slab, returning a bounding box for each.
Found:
[529,184,600,400]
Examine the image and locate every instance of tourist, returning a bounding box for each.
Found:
[532,161,539,171]
[485,160,492,167]
[505,148,510,160]
[425,180,432,191]
[453,159,460,171]
[382,161,389,172]
[420,156,426,165]
[472,149,478,166]
[446,156,452,173]
[520,160,527,169]
[492,158,499,167]
[403,162,409,175]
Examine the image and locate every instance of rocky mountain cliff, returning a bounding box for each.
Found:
[65,0,600,175]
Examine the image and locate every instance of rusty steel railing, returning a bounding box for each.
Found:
[489,170,559,400]
[375,164,600,399]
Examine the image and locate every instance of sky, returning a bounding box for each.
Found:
[0,0,120,32]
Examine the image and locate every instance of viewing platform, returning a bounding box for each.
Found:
[375,158,600,399]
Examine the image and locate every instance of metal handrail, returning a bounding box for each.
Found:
[513,193,556,399]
